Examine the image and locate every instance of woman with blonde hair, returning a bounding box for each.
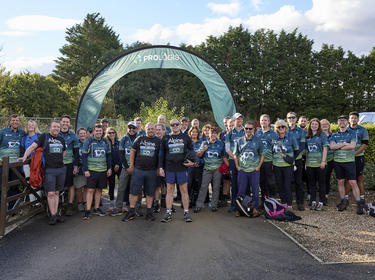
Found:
[20,120,41,205]
[272,119,299,208]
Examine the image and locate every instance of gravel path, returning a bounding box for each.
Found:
[273,194,375,263]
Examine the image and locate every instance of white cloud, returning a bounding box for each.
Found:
[0,31,31,37]
[131,17,242,45]
[6,15,81,32]
[2,56,56,74]
[131,0,375,55]
[207,1,240,16]
[251,0,263,11]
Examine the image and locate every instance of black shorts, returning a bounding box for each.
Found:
[44,167,66,192]
[130,168,157,196]
[334,162,356,180]
[355,156,365,177]
[64,163,74,187]
[87,171,107,189]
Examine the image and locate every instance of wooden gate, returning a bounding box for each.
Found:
[0,156,45,236]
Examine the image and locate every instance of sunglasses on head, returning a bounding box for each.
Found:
[171,123,180,127]
[245,127,254,130]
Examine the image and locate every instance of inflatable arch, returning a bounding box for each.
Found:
[76,45,236,130]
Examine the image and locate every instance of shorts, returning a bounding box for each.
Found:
[74,174,87,188]
[355,156,365,177]
[130,168,157,196]
[165,171,189,184]
[156,176,165,188]
[44,167,67,192]
[87,171,107,189]
[334,161,356,180]
[64,163,74,187]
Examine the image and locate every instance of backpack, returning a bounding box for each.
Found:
[29,133,49,188]
[235,195,256,217]
[264,196,287,219]
[367,202,375,217]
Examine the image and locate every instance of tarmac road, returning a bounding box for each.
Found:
[0,207,374,280]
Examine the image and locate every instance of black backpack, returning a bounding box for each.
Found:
[235,195,256,217]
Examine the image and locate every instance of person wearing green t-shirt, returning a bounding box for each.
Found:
[234,121,264,213]
[344,112,369,205]
[305,119,328,211]
[330,115,366,214]
[272,119,299,209]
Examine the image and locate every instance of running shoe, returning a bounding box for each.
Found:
[77,203,85,212]
[160,212,172,223]
[93,208,106,216]
[184,212,192,222]
[109,208,123,216]
[83,211,90,220]
[337,199,349,211]
[122,211,136,222]
[227,205,236,213]
[49,215,57,225]
[356,201,368,215]
[315,202,323,211]
[310,201,317,210]
[145,212,156,221]
[171,206,176,213]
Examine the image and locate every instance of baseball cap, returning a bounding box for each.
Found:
[232,113,243,120]
[101,118,109,123]
[127,121,138,128]
[337,115,348,120]
[181,117,188,122]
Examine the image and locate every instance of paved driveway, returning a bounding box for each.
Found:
[0,208,374,280]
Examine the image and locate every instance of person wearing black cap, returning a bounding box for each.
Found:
[330,115,366,214]
[345,112,369,205]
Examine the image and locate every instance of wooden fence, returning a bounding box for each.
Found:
[0,156,44,236]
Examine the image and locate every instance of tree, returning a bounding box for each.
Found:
[134,97,185,125]
[0,73,74,117]
[53,13,123,87]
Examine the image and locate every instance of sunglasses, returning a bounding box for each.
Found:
[171,123,180,127]
[128,126,136,129]
[287,116,296,119]
[108,131,116,134]
[277,126,286,129]
[245,127,254,130]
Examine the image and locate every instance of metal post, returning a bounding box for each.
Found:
[0,157,9,236]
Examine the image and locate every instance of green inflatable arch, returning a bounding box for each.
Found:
[76,45,236,130]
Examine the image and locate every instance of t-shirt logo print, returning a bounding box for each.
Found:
[94,149,106,157]
[308,144,318,152]
[240,151,255,161]
[8,141,19,148]
[207,151,219,158]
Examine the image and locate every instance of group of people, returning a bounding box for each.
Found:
[0,110,370,225]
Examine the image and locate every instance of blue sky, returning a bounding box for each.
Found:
[0,0,374,75]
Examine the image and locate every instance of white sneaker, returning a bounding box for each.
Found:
[315,202,323,211]
[310,201,317,210]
